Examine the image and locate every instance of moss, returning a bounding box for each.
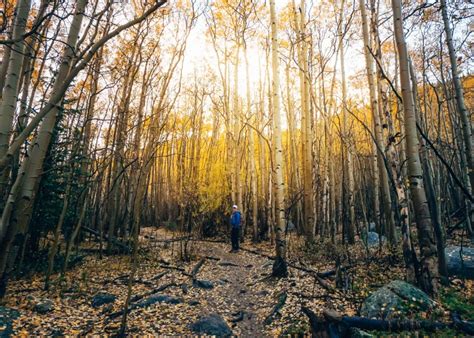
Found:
[441,287,474,321]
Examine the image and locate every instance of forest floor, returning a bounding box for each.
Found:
[2,228,474,336]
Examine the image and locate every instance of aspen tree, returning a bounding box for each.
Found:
[440,0,473,194]
[391,0,439,295]
[358,0,392,239]
[338,0,355,244]
[0,0,31,195]
[245,41,259,242]
[294,0,314,239]
[370,0,396,243]
[269,0,288,277]
[0,0,88,287]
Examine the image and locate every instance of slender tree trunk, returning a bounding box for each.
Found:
[269,0,288,277]
[391,0,439,296]
[440,0,473,193]
[338,0,355,244]
[409,60,449,282]
[0,0,32,200]
[295,0,314,240]
[244,44,258,242]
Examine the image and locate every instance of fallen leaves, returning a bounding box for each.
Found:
[3,228,472,336]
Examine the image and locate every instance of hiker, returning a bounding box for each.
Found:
[230,205,241,252]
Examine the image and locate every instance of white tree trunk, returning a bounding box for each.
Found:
[391,0,439,295]
[269,0,288,277]
[0,0,32,192]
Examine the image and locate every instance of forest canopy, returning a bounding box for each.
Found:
[0,0,473,335]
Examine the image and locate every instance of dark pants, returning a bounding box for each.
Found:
[231,227,240,250]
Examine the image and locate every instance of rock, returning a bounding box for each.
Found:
[193,279,214,289]
[445,246,474,279]
[360,280,435,319]
[34,299,54,314]
[365,231,386,247]
[91,292,116,308]
[188,300,200,306]
[190,313,232,336]
[135,294,182,308]
[0,307,20,338]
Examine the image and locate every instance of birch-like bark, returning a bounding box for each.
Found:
[269,0,288,277]
[391,0,439,295]
[0,1,168,173]
[0,0,88,285]
[0,0,32,195]
[294,0,314,240]
[440,0,473,193]
[244,42,258,242]
[338,0,355,244]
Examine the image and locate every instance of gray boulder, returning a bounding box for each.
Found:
[92,292,116,308]
[360,280,435,319]
[190,313,232,336]
[0,307,19,337]
[34,299,54,314]
[445,246,474,279]
[193,279,214,289]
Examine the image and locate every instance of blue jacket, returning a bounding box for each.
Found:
[230,211,241,229]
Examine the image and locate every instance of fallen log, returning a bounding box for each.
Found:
[217,261,240,267]
[190,258,206,280]
[111,276,153,287]
[323,308,448,333]
[129,282,177,303]
[149,271,168,281]
[82,226,130,252]
[159,264,192,277]
[302,307,474,336]
[205,256,220,261]
[147,235,193,243]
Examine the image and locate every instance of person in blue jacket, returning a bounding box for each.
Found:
[230,205,241,252]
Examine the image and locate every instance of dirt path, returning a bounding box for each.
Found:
[5,235,326,336]
[196,242,270,336]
